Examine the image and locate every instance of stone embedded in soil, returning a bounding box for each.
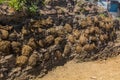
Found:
[27,38,37,49]
[0,73,4,79]
[16,55,28,66]
[28,52,39,66]
[8,67,21,77]
[11,41,21,54]
[4,54,13,60]
[0,1,118,80]
[45,35,54,45]
[9,32,18,41]
[75,45,82,53]
[0,41,11,55]
[7,7,15,15]
[0,29,9,40]
[21,45,33,56]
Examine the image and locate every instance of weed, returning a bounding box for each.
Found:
[0,0,45,14]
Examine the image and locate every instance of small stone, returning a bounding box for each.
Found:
[1,68,8,72]
[16,55,28,66]
[90,76,97,80]
[22,45,33,56]
[0,73,4,78]
[4,54,13,60]
[1,5,8,10]
[7,7,15,15]
[9,67,21,77]
[0,29,9,39]
[24,66,32,71]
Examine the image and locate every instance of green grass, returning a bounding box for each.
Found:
[0,0,43,14]
[0,0,7,4]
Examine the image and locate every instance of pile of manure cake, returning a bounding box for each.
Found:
[0,1,118,80]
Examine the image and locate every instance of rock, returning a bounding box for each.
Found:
[90,76,97,80]
[38,40,45,47]
[79,34,88,46]
[67,34,75,43]
[21,45,33,56]
[9,32,17,41]
[16,55,28,66]
[27,38,37,49]
[44,52,50,61]
[64,23,72,33]
[4,54,13,60]
[9,67,21,77]
[75,45,82,53]
[45,35,54,45]
[28,52,39,66]
[0,41,11,55]
[0,1,117,80]
[11,41,21,54]
[0,73,4,79]
[55,37,63,45]
[55,50,62,60]
[7,7,15,15]
[1,5,8,10]
[0,29,9,40]
[63,43,71,57]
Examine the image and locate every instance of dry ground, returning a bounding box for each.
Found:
[36,55,120,80]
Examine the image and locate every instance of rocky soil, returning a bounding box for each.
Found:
[0,1,120,80]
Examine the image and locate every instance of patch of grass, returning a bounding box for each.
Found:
[9,0,25,10]
[0,0,45,14]
[0,0,3,3]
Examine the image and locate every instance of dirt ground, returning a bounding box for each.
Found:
[36,55,120,80]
